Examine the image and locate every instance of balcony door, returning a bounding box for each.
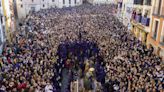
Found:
[31,7,35,12]
[154,0,162,15]
[152,19,159,40]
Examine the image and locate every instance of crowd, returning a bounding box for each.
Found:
[0,3,163,92]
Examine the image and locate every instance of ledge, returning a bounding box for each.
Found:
[151,36,157,41]
[152,14,164,18]
[160,42,164,46]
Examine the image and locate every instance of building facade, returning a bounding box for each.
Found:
[117,0,133,29]
[2,0,16,42]
[130,0,153,44]
[0,0,5,54]
[87,0,117,4]
[0,0,17,54]
[16,0,83,19]
[117,0,123,19]
[147,0,164,58]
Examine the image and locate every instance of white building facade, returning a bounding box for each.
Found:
[119,0,134,28]
[87,0,116,4]
[16,0,83,19]
[0,0,6,54]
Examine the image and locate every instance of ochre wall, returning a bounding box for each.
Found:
[147,15,164,58]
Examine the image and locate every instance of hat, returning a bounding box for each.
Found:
[89,68,95,72]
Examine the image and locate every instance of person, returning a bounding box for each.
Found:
[44,82,53,92]
[0,3,163,92]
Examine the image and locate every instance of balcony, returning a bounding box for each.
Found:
[131,13,150,27]
[134,0,144,5]
[135,15,142,23]
[141,17,150,26]
[160,42,164,46]
[144,0,151,6]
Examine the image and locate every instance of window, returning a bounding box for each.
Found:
[63,0,65,4]
[144,0,151,5]
[43,4,45,7]
[1,16,3,24]
[152,20,159,39]
[31,7,35,12]
[158,0,162,14]
[134,0,144,5]
[52,0,54,2]
[154,0,162,15]
[69,0,71,4]
[161,0,164,16]
[43,0,44,1]
[32,0,34,2]
[75,0,76,4]
[21,4,23,8]
[119,2,122,8]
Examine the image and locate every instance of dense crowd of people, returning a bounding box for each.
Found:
[0,4,163,92]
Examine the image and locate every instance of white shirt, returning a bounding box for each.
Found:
[0,85,6,92]
[45,84,53,92]
[113,84,119,91]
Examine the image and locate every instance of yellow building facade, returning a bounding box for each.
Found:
[2,0,10,42]
[147,0,164,59]
[131,0,153,44]
[2,0,16,43]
